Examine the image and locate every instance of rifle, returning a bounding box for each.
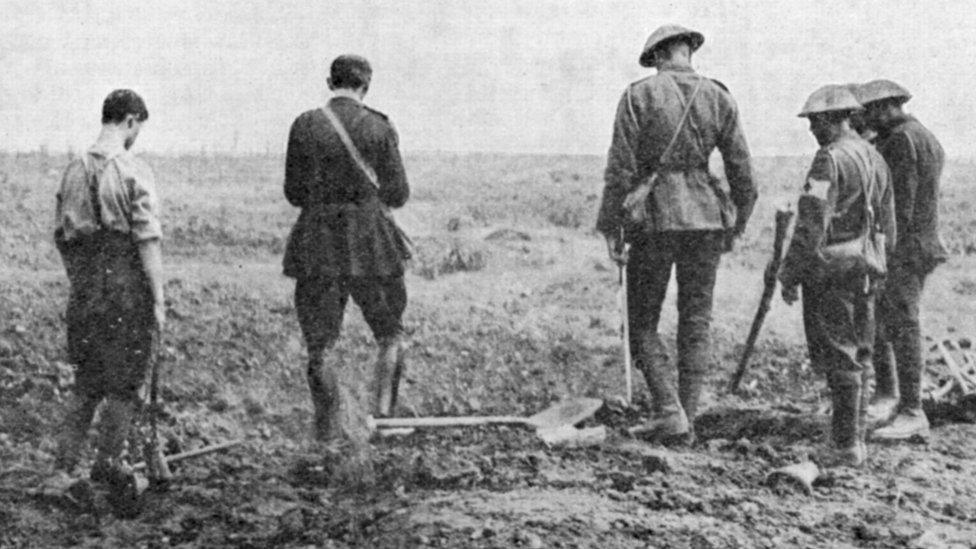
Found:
[728,207,794,393]
[143,328,173,487]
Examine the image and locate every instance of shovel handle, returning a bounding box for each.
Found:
[372,416,528,430]
[132,439,244,472]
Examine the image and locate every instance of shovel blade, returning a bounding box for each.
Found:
[527,398,603,430]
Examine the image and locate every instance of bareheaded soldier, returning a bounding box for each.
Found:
[598,25,757,444]
[283,55,410,442]
[779,85,896,467]
[53,90,165,483]
[857,80,949,441]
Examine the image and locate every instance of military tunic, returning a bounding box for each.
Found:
[779,131,895,448]
[873,114,947,409]
[54,145,161,400]
[598,62,757,424]
[283,96,410,353]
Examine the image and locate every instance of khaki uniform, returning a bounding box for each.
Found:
[597,62,757,426]
[872,114,947,410]
[779,132,896,450]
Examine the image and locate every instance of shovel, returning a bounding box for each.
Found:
[369,397,604,441]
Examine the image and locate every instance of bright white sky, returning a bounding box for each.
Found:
[2,0,974,157]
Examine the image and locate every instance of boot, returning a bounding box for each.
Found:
[54,394,99,473]
[628,403,690,443]
[677,362,704,444]
[824,371,863,468]
[871,408,929,441]
[867,340,899,426]
[628,332,690,443]
[94,397,138,470]
[307,357,341,441]
[390,339,407,412]
[373,336,402,417]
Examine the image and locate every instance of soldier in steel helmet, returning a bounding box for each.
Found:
[283,55,411,443]
[778,85,896,467]
[855,80,949,441]
[597,24,757,444]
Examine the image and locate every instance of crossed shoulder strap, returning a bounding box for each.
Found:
[320,104,380,190]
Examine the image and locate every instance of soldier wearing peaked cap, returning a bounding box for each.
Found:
[597,24,757,444]
[283,55,412,443]
[855,80,949,441]
[778,85,896,467]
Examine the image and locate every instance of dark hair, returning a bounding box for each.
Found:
[653,36,694,61]
[102,89,149,124]
[330,55,372,90]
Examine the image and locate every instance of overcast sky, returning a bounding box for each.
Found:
[2,0,974,157]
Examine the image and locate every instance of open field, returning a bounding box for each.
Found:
[2,150,976,547]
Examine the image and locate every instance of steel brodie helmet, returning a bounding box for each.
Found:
[639,25,705,67]
[855,79,912,106]
[798,85,863,118]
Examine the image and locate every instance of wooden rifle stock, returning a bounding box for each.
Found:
[729,208,794,393]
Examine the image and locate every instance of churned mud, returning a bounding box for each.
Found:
[2,152,976,547]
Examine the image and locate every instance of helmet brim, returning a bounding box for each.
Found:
[639,31,705,67]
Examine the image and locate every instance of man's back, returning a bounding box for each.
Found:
[600,62,755,234]
[818,135,896,247]
[284,97,409,210]
[877,115,945,263]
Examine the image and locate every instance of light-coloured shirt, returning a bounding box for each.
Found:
[55,144,161,242]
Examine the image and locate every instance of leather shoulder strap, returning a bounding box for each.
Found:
[320,105,380,189]
[80,154,106,230]
[659,75,705,166]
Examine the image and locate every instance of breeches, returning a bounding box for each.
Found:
[801,277,875,380]
[875,259,927,409]
[295,275,407,355]
[625,231,724,380]
[68,310,154,402]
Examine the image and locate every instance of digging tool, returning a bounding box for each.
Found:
[766,461,819,496]
[729,207,794,394]
[369,398,603,441]
[132,439,244,472]
[143,328,172,488]
[617,228,634,405]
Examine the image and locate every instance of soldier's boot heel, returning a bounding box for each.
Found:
[826,372,864,468]
[307,359,341,442]
[374,336,402,417]
[54,395,99,473]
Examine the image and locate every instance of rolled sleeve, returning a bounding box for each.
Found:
[128,169,162,241]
